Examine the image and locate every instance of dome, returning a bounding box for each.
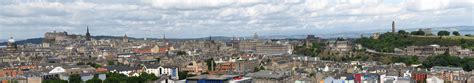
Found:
[8,37,15,43]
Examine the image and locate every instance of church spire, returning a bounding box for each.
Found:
[209,35,212,41]
[87,26,89,33]
[85,25,91,41]
[162,34,166,42]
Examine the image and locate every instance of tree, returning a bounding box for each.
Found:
[103,77,120,83]
[466,34,472,37]
[463,59,474,71]
[178,71,196,80]
[453,31,460,36]
[398,30,408,35]
[107,61,115,65]
[411,31,425,35]
[138,73,158,81]
[86,78,102,83]
[43,79,68,83]
[86,74,103,83]
[392,56,419,65]
[437,30,450,36]
[87,62,102,68]
[206,58,216,71]
[105,72,128,83]
[69,74,82,83]
[127,76,144,83]
[423,54,462,68]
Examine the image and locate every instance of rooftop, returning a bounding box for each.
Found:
[245,70,289,79]
[187,74,239,80]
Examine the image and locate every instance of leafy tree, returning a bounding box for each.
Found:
[398,30,408,35]
[127,76,144,83]
[437,30,450,36]
[138,73,158,81]
[411,31,425,35]
[294,42,325,57]
[206,58,216,71]
[355,33,413,52]
[87,62,102,68]
[107,61,115,65]
[86,78,102,83]
[103,77,120,83]
[392,56,419,65]
[466,34,472,37]
[461,58,474,71]
[69,74,82,83]
[105,72,128,83]
[178,71,196,80]
[42,79,68,83]
[423,54,462,68]
[452,31,460,36]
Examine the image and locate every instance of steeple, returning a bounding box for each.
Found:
[87,26,89,33]
[162,34,166,42]
[85,26,91,41]
[209,35,212,41]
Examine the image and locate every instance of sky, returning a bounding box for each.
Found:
[0,0,473,39]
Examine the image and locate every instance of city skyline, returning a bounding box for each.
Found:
[1,1,474,83]
[0,0,473,39]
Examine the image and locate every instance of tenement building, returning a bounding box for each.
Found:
[255,41,292,55]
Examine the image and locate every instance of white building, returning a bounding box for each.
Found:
[48,67,66,74]
[105,65,139,77]
[143,64,179,80]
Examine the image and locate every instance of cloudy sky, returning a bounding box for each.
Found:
[0,0,473,39]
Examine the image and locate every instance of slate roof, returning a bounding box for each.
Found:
[105,65,138,71]
[144,64,161,69]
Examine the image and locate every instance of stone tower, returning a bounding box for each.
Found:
[392,20,396,33]
[123,34,129,43]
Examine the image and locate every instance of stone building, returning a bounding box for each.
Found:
[246,70,291,83]
[305,35,320,47]
[256,42,292,55]
[6,37,17,52]
[403,45,471,56]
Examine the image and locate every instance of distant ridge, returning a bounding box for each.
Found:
[1,26,472,45]
[0,38,43,46]
[0,36,235,45]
